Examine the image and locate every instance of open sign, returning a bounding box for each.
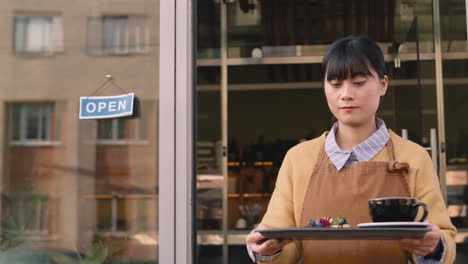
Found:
[79,93,134,119]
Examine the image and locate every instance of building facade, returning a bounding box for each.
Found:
[0,0,166,263]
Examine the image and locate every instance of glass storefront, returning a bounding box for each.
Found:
[1,0,161,263]
[1,0,467,263]
[197,0,468,263]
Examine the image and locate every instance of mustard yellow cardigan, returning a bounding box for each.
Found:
[260,130,456,264]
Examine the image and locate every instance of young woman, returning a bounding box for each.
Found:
[246,36,456,263]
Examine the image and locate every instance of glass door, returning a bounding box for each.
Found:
[196,1,224,264]
[439,0,468,262]
[196,0,455,263]
[1,1,161,263]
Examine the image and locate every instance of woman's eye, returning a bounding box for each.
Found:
[354,81,366,86]
[330,83,341,88]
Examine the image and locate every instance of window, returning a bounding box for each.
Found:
[97,118,147,142]
[14,15,63,55]
[88,15,148,55]
[94,195,156,234]
[10,103,56,143]
[4,192,57,236]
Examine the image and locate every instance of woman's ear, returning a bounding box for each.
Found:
[379,75,388,96]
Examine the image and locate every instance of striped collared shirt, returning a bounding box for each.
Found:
[325,118,390,170]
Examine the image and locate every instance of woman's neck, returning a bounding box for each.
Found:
[335,119,378,150]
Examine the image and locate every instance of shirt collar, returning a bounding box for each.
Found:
[325,118,390,170]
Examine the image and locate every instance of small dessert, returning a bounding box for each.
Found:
[305,216,351,228]
[330,216,351,228]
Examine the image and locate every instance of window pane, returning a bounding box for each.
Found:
[11,104,21,140]
[96,199,112,231]
[97,119,113,139]
[4,0,160,264]
[14,17,27,52]
[103,16,128,53]
[117,119,126,139]
[128,16,146,52]
[40,105,51,140]
[11,103,53,141]
[14,15,61,54]
[3,2,161,263]
[26,17,51,52]
[26,105,40,139]
[117,198,127,230]
[440,1,468,259]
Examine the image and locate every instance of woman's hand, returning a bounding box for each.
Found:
[399,223,443,257]
[246,223,293,256]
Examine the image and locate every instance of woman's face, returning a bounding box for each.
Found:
[324,68,388,128]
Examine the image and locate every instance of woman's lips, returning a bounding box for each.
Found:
[340,106,358,112]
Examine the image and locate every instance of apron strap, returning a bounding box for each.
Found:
[385,134,396,161]
[386,137,410,175]
[386,137,412,196]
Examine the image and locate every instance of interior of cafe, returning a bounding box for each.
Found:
[196,0,468,263]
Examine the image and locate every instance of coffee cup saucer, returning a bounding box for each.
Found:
[358,222,430,229]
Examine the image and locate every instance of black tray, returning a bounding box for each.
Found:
[257,227,430,240]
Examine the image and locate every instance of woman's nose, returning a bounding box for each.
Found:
[340,82,354,100]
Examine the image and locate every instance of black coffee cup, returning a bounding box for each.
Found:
[368,197,428,222]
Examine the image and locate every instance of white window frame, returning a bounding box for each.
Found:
[10,103,60,146]
[88,15,149,56]
[5,192,55,237]
[94,195,157,236]
[102,15,129,55]
[14,14,63,55]
[96,118,148,145]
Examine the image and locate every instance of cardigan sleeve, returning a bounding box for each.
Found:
[258,150,302,264]
[410,150,457,264]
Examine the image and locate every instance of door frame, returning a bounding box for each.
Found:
[159,0,195,263]
[432,0,448,201]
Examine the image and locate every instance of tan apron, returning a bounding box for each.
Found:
[300,137,413,264]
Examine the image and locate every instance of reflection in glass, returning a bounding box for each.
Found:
[223,0,434,58]
[14,15,63,55]
[1,1,159,263]
[26,105,40,139]
[103,16,129,53]
[98,118,146,141]
[117,119,127,139]
[11,105,21,141]
[98,119,113,139]
[10,103,53,142]
[88,15,148,56]
[96,198,112,231]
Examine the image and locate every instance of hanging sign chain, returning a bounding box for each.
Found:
[87,75,130,98]
[109,79,129,94]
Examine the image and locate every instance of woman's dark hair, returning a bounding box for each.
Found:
[322,35,387,81]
